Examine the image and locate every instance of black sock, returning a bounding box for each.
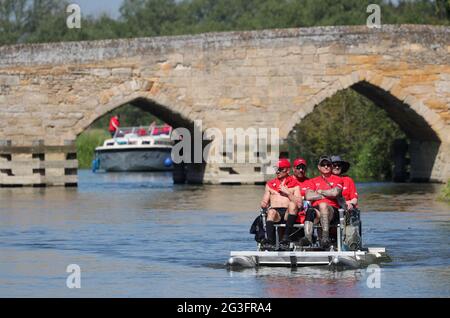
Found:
[283,214,298,241]
[266,221,275,244]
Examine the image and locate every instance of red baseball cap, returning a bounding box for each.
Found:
[293,158,307,167]
[277,158,291,169]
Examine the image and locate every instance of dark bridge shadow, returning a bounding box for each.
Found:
[352,81,441,182]
[130,97,208,184]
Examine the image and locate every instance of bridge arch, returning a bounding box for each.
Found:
[71,79,200,138]
[70,79,211,185]
[283,70,448,182]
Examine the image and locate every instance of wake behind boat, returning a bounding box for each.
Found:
[94,125,174,172]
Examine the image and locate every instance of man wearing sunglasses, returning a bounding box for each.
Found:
[260,159,301,250]
[305,156,344,249]
[331,155,358,210]
[286,158,319,247]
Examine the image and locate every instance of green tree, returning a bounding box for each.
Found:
[435,0,450,20]
[287,89,406,181]
[0,0,28,44]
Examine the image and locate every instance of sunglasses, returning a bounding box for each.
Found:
[332,164,342,169]
[295,165,307,171]
[275,168,288,174]
[320,162,332,168]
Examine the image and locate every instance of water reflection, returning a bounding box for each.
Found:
[230,267,363,297]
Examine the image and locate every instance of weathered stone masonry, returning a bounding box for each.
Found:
[0,25,449,186]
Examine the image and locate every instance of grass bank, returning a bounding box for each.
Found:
[76,129,110,169]
[440,180,450,201]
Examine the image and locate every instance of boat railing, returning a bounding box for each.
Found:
[113,125,173,138]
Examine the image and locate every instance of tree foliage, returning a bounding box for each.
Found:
[89,104,163,129]
[0,0,449,45]
[287,89,406,181]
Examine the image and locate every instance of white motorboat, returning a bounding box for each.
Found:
[94,125,174,172]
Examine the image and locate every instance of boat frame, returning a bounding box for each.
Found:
[227,209,390,269]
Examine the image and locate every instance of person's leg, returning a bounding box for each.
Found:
[300,208,318,246]
[265,208,281,246]
[282,201,298,242]
[318,202,332,248]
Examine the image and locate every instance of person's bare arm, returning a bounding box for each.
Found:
[293,186,302,208]
[317,187,342,198]
[305,189,324,202]
[279,184,296,202]
[261,184,271,208]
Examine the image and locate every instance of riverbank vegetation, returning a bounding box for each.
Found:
[287,89,406,180]
[76,129,110,169]
[440,181,450,201]
[2,0,448,178]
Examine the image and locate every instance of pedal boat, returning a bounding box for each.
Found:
[227,211,390,269]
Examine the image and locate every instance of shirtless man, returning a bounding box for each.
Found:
[305,156,344,248]
[260,159,301,250]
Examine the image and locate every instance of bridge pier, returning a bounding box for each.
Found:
[175,162,269,185]
[0,140,78,187]
[409,139,449,183]
[200,162,270,185]
[173,162,271,185]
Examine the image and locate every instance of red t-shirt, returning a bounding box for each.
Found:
[266,177,289,193]
[286,175,310,198]
[306,174,344,208]
[341,175,358,202]
[109,117,120,133]
[285,175,310,224]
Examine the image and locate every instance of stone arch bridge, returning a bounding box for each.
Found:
[0,25,449,186]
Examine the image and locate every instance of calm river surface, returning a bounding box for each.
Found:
[1,170,449,297]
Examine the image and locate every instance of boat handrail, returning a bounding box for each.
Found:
[113,125,172,138]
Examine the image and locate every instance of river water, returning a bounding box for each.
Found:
[0,170,449,298]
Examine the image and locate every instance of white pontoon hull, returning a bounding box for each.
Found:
[227,248,390,269]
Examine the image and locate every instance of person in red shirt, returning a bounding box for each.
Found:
[331,155,358,210]
[260,159,301,250]
[285,157,323,247]
[305,156,344,248]
[108,114,120,137]
[287,158,310,198]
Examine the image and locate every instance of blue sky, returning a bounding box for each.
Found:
[72,0,124,19]
[71,0,401,19]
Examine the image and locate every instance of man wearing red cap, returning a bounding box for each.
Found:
[305,156,344,248]
[260,159,301,250]
[284,157,318,246]
[287,158,310,199]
